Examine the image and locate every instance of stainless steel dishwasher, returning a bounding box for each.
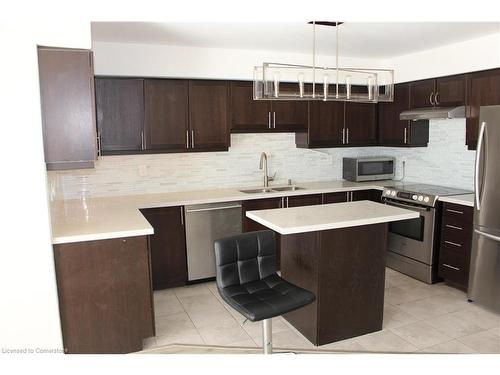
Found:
[184,201,242,281]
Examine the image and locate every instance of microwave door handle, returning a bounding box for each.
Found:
[475,121,487,210]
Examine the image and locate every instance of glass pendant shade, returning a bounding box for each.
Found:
[253,62,394,103]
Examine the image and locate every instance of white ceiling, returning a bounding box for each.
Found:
[91,22,500,59]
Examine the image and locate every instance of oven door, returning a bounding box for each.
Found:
[385,200,436,265]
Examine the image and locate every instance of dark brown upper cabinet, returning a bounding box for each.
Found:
[410,75,466,109]
[188,80,229,151]
[96,78,230,154]
[144,79,189,151]
[410,79,436,108]
[38,47,97,170]
[96,78,145,154]
[296,100,376,148]
[230,81,271,132]
[466,69,500,150]
[435,75,467,107]
[229,81,307,133]
[296,101,344,148]
[271,83,308,132]
[378,83,429,147]
[141,206,187,290]
[344,102,377,146]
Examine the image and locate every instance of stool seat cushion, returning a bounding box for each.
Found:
[218,273,315,321]
[214,231,315,322]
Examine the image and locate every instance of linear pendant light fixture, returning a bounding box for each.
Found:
[253,22,394,103]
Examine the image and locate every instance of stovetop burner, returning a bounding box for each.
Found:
[382,183,472,207]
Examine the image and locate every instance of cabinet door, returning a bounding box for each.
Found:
[323,192,349,204]
[287,194,323,207]
[189,80,229,151]
[37,47,96,170]
[409,79,436,108]
[378,83,410,146]
[466,69,500,150]
[271,83,308,132]
[307,101,345,147]
[344,102,377,146]
[141,207,187,290]
[435,74,466,107]
[96,78,144,154]
[230,81,271,132]
[54,236,154,353]
[144,79,189,151]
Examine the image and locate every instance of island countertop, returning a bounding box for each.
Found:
[246,200,419,235]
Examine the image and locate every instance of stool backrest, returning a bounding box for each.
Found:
[214,230,276,289]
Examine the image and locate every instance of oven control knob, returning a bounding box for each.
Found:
[391,190,396,197]
[423,196,430,203]
[412,194,418,200]
[418,195,424,201]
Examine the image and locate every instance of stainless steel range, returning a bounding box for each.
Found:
[382,184,472,284]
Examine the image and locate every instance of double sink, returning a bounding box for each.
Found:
[239,186,305,194]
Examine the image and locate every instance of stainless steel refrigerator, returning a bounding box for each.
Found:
[468,105,500,313]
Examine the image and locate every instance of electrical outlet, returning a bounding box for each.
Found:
[138,165,148,177]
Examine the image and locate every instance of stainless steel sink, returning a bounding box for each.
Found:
[239,188,275,194]
[239,186,305,194]
[271,186,305,192]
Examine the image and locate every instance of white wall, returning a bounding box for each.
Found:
[92,41,384,80]
[386,32,500,83]
[0,21,91,351]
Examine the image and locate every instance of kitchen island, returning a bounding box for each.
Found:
[246,200,419,346]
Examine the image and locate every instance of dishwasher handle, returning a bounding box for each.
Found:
[185,204,242,213]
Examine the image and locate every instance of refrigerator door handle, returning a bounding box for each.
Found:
[475,229,500,243]
[474,121,487,210]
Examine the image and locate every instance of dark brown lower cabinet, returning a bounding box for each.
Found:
[281,223,387,345]
[141,207,187,290]
[438,202,473,290]
[53,236,154,354]
[323,189,382,204]
[287,194,323,207]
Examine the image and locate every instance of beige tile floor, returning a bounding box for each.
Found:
[143,268,500,354]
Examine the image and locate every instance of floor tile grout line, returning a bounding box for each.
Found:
[169,288,207,346]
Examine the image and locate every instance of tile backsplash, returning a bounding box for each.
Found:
[47,119,475,200]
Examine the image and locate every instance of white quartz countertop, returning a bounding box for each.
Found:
[246,200,419,235]
[49,179,467,244]
[438,194,475,207]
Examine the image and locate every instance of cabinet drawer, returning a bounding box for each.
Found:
[441,223,472,250]
[438,249,468,287]
[442,202,473,225]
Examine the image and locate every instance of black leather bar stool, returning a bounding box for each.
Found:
[214,230,315,354]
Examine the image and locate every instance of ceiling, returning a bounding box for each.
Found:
[91,22,500,59]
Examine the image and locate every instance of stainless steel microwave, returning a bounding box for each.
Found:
[342,157,395,182]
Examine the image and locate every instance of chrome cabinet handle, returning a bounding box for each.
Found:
[445,240,462,247]
[446,208,463,215]
[443,263,460,271]
[191,130,195,148]
[346,128,349,144]
[445,224,463,231]
[186,130,190,148]
[404,127,407,144]
[346,192,350,202]
[268,112,271,129]
[475,121,487,210]
[434,92,440,106]
[429,92,435,106]
[341,128,345,144]
[141,131,145,150]
[180,207,184,226]
[273,112,276,129]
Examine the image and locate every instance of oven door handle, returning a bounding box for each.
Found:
[385,200,430,212]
